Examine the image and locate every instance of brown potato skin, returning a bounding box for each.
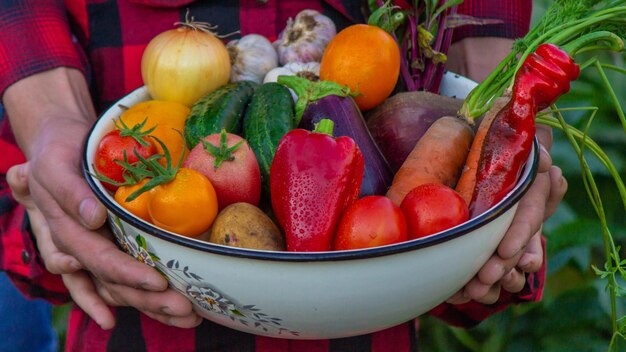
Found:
[208,203,285,251]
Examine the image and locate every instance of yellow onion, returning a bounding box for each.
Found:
[141,21,231,107]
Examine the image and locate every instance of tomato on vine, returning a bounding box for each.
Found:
[94,119,158,192]
[121,136,218,238]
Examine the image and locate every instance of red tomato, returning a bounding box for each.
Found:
[95,130,157,192]
[183,131,261,210]
[400,183,469,239]
[333,196,408,250]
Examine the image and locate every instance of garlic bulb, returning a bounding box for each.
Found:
[264,62,320,101]
[273,9,336,65]
[228,34,278,84]
[263,62,320,83]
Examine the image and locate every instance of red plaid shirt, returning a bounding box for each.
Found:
[0,1,536,351]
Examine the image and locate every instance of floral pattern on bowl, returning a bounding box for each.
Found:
[108,215,300,337]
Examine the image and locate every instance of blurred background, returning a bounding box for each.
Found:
[419,0,626,350]
[44,0,626,350]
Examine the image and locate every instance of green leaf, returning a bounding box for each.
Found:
[548,246,591,274]
[546,218,605,254]
[231,309,245,317]
[135,235,147,249]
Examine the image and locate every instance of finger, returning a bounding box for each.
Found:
[98,283,195,319]
[29,180,167,291]
[446,290,471,305]
[536,124,553,174]
[63,271,116,330]
[500,268,526,294]
[29,123,108,229]
[142,310,203,329]
[8,164,83,273]
[517,232,544,273]
[93,281,202,329]
[477,252,520,286]
[30,208,83,274]
[497,172,550,259]
[7,163,31,201]
[536,124,553,151]
[537,144,552,174]
[465,281,502,305]
[545,166,568,220]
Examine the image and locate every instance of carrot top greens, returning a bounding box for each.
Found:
[461,0,626,119]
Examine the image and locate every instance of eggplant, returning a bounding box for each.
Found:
[365,91,463,172]
[299,95,394,196]
[277,75,393,196]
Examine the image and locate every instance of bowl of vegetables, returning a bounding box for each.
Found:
[82,69,540,338]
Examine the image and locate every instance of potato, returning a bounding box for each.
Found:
[209,202,285,251]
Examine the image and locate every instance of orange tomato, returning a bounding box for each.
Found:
[118,100,191,166]
[147,168,218,237]
[320,24,400,111]
[114,179,152,223]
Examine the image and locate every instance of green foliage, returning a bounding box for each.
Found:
[419,0,626,351]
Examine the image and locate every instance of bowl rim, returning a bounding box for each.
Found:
[82,87,539,262]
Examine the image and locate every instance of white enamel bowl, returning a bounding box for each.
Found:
[83,73,538,339]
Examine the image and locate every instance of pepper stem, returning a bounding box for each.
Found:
[313,119,335,136]
[278,75,354,125]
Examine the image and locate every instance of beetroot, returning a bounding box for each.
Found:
[365,91,463,172]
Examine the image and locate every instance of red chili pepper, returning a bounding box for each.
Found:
[469,43,580,217]
[270,119,364,252]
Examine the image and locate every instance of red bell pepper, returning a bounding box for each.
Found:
[470,43,580,217]
[270,119,364,252]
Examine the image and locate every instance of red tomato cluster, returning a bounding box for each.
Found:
[94,104,262,239]
[334,183,469,250]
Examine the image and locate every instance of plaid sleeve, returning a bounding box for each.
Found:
[428,236,546,327]
[0,134,70,305]
[452,0,532,42]
[0,0,85,98]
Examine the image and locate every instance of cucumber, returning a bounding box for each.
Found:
[184,81,258,149]
[243,83,295,196]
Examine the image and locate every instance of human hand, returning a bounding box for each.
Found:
[3,68,199,329]
[7,162,202,329]
[447,124,567,304]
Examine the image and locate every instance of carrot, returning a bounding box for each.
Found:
[454,97,510,205]
[386,116,474,206]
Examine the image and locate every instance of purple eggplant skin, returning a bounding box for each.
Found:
[365,91,463,172]
[299,95,394,197]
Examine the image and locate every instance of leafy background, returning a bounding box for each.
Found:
[50,0,626,350]
[419,1,626,351]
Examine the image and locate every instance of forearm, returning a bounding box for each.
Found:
[3,67,96,159]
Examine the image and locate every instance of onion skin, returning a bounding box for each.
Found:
[299,95,393,197]
[141,27,231,107]
[365,92,463,172]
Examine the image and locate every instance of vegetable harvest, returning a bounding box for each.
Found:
[88,2,626,345]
